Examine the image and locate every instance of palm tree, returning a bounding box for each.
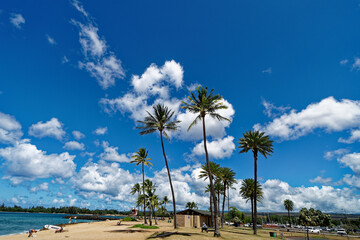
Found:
[182,86,230,237]
[130,148,152,224]
[238,130,273,234]
[185,202,198,210]
[137,104,180,229]
[199,161,221,225]
[218,167,236,227]
[284,199,294,227]
[214,181,224,219]
[239,178,264,226]
[130,183,142,217]
[144,179,157,226]
[162,196,169,218]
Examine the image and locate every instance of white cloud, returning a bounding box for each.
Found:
[0,140,76,184]
[324,148,349,160]
[352,57,360,71]
[28,118,66,141]
[72,161,360,213]
[338,129,360,143]
[94,126,107,135]
[53,199,65,204]
[72,130,85,140]
[63,141,85,151]
[262,99,290,118]
[71,0,89,18]
[255,97,360,140]
[309,176,333,185]
[62,56,69,64]
[9,13,25,29]
[262,67,272,74]
[342,174,360,188]
[191,136,235,159]
[0,112,23,144]
[338,153,360,175]
[99,141,131,163]
[30,182,49,192]
[71,2,125,90]
[131,60,183,98]
[340,59,348,65]
[69,198,77,206]
[46,34,56,45]
[11,197,19,204]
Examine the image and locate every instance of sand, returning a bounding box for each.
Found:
[0,220,354,240]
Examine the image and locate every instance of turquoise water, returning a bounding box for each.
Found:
[0,212,92,236]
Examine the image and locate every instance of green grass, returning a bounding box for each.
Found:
[130,224,159,229]
[122,216,137,221]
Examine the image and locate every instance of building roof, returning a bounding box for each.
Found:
[176,209,211,216]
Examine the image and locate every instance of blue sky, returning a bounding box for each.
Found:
[0,0,360,213]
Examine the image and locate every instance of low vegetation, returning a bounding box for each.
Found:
[130,224,159,229]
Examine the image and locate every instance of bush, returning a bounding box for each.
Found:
[130,224,159,229]
[122,216,137,221]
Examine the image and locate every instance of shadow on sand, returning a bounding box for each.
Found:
[147,231,203,239]
[106,229,150,233]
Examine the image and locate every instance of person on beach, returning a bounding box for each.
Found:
[74,216,77,223]
[28,229,37,237]
[68,217,72,224]
[55,227,63,233]
[201,222,208,232]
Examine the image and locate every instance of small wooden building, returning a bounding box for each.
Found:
[176,209,213,228]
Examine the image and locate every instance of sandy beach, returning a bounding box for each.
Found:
[0,219,355,240]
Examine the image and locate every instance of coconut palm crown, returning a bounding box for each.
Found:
[284,199,294,227]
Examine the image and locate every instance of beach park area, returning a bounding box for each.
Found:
[0,220,356,240]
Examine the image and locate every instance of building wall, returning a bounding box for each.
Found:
[177,214,186,227]
[177,214,211,228]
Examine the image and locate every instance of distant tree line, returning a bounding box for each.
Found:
[0,203,130,215]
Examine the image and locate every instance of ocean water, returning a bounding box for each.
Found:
[0,212,93,236]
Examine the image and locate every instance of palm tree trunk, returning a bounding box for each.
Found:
[202,116,220,237]
[142,163,147,224]
[221,183,226,228]
[250,197,254,228]
[253,150,258,235]
[210,191,214,226]
[227,186,230,214]
[149,207,152,226]
[160,131,177,229]
[154,208,158,225]
[288,210,290,227]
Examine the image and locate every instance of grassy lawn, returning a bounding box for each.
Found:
[146,224,353,240]
[130,224,159,229]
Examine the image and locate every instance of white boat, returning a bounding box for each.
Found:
[44,225,62,230]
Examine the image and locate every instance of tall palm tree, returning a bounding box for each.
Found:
[137,104,180,229]
[218,167,237,227]
[214,180,224,219]
[204,184,213,225]
[283,199,294,227]
[185,201,198,210]
[199,161,221,225]
[239,178,264,226]
[182,86,230,237]
[130,148,152,224]
[238,130,273,235]
[144,179,157,226]
[162,196,169,218]
[131,183,142,216]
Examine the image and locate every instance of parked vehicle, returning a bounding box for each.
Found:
[310,228,321,234]
[337,229,346,235]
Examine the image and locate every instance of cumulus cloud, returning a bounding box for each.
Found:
[28,118,66,141]
[9,13,25,29]
[99,141,131,163]
[255,97,360,140]
[309,176,333,185]
[30,182,49,192]
[338,153,360,175]
[72,161,360,213]
[71,1,124,89]
[0,112,23,144]
[340,59,348,65]
[94,126,107,135]
[338,129,360,143]
[46,34,56,45]
[262,67,272,74]
[0,140,76,184]
[63,141,85,151]
[53,199,65,204]
[72,130,85,140]
[342,174,360,188]
[191,136,235,159]
[324,148,349,160]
